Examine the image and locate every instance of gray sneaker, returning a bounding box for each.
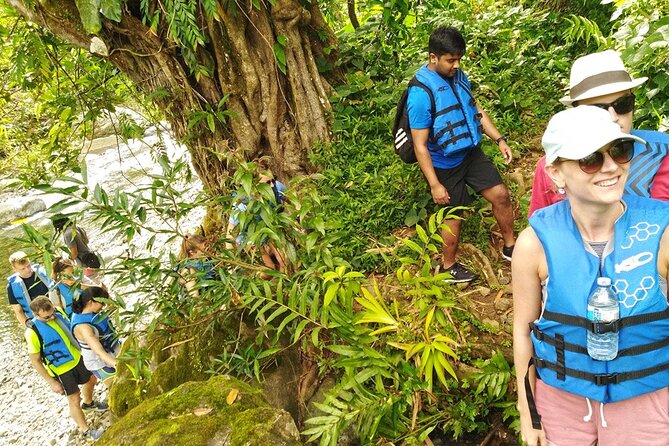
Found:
[82,400,109,412]
[84,428,104,442]
[444,263,477,283]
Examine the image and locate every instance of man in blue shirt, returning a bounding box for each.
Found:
[408,26,516,282]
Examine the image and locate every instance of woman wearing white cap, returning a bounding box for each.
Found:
[528,50,669,216]
[514,106,669,445]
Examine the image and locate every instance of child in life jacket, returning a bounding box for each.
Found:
[71,287,121,388]
[52,257,96,318]
[226,170,287,277]
[178,234,219,297]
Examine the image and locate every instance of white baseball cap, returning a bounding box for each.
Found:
[559,50,647,105]
[543,106,645,164]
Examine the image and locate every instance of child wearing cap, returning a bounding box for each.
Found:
[528,50,669,216]
[514,106,669,446]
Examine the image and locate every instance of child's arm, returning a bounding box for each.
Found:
[74,324,117,368]
[225,221,237,251]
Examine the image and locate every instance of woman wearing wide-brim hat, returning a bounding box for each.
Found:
[528,50,669,216]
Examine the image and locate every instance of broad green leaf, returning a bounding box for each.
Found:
[415,224,428,243]
[386,341,411,351]
[100,0,123,22]
[206,113,215,133]
[424,306,435,338]
[369,325,398,336]
[256,347,281,359]
[311,401,343,416]
[75,0,102,34]
[292,319,310,343]
[265,305,288,324]
[324,283,339,306]
[436,350,458,379]
[273,42,286,74]
[432,352,449,388]
[403,239,423,254]
[327,345,360,356]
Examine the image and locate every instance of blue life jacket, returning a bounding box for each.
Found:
[412,65,483,159]
[29,309,76,367]
[183,259,218,280]
[625,130,669,197]
[529,196,669,403]
[56,283,79,318]
[231,179,287,246]
[8,265,53,318]
[71,312,119,353]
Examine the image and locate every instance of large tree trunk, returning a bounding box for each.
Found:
[7,0,337,194]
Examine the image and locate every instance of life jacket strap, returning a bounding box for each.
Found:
[531,322,669,357]
[542,308,669,333]
[533,356,669,385]
[433,119,468,141]
[434,104,462,118]
[436,132,471,151]
[531,323,587,355]
[525,358,543,430]
[555,333,566,381]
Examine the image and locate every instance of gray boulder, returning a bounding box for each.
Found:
[0,197,46,225]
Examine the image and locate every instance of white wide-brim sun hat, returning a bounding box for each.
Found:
[559,50,647,106]
[543,106,646,164]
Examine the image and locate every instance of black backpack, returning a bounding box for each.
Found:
[392,77,435,164]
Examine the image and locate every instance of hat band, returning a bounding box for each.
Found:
[570,70,632,98]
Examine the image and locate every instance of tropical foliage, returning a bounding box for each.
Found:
[2,0,667,444]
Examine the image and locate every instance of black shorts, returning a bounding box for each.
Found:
[434,145,504,207]
[56,358,93,396]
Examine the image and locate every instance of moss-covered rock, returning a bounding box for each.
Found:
[110,313,246,416]
[108,338,147,416]
[100,375,303,446]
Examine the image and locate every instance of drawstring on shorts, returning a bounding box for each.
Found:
[583,398,593,422]
[582,397,607,427]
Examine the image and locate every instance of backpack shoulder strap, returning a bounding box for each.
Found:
[407,77,435,116]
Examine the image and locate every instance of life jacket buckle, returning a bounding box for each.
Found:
[591,320,620,334]
[595,372,619,386]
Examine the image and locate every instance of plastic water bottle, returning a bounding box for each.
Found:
[586,277,619,361]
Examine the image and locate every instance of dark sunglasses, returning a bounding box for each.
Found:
[576,140,635,174]
[591,93,635,115]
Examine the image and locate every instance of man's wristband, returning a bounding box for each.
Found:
[495,136,507,145]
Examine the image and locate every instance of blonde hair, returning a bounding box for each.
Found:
[9,251,30,267]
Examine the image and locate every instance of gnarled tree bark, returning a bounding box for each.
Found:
[7,0,338,194]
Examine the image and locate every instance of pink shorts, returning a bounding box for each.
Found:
[535,379,669,445]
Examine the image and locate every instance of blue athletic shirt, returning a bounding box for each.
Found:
[407,69,476,169]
